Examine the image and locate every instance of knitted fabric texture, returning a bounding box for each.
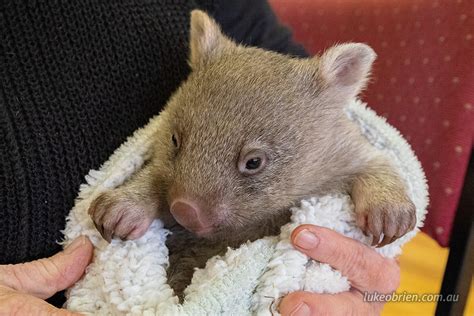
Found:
[62,100,428,315]
[0,0,307,267]
[0,0,194,265]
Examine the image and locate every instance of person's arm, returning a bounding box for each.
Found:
[280,225,400,315]
[196,0,309,57]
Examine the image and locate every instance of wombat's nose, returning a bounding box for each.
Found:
[170,200,212,235]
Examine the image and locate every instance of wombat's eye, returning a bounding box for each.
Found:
[238,149,267,175]
[172,134,179,148]
[246,158,261,170]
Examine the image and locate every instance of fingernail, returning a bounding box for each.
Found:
[295,229,319,250]
[65,236,86,254]
[290,302,310,316]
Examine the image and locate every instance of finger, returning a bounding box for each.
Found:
[0,236,94,299]
[0,287,82,315]
[291,225,400,293]
[279,291,381,316]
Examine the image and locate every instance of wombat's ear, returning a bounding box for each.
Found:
[318,43,376,97]
[189,10,234,68]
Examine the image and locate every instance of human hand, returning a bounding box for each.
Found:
[0,236,93,315]
[280,225,400,315]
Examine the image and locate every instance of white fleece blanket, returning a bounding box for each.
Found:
[62,99,428,315]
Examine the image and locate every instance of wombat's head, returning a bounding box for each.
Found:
[156,10,376,240]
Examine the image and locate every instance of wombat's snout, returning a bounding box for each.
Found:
[170,199,214,236]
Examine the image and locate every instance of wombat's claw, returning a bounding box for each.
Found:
[88,191,154,242]
[359,200,416,248]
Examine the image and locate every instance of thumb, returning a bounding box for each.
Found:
[0,236,93,299]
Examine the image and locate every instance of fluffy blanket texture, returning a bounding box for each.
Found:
[62,100,428,315]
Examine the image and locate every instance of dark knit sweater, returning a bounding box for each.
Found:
[0,0,306,267]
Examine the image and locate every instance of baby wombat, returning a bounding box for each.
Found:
[89,10,416,297]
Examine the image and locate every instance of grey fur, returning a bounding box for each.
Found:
[89,10,416,299]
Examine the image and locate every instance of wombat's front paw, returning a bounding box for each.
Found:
[356,197,416,248]
[88,191,156,242]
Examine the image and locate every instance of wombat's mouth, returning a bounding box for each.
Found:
[171,216,216,237]
[186,225,215,238]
